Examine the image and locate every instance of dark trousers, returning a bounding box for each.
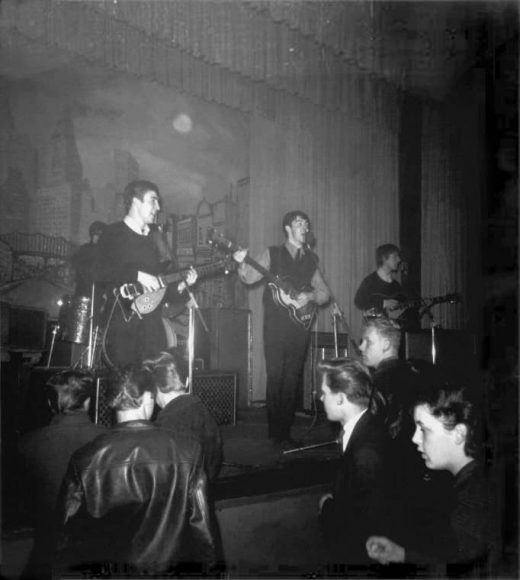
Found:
[104,301,166,366]
[263,320,310,441]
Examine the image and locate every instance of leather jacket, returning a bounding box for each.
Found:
[57,420,220,575]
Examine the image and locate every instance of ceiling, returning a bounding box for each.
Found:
[1,0,517,103]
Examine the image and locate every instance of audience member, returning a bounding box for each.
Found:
[367,383,491,576]
[18,370,107,580]
[360,318,454,569]
[56,365,221,577]
[317,358,397,574]
[144,350,223,482]
[359,317,414,437]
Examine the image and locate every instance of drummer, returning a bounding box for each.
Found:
[70,221,109,329]
[71,221,107,298]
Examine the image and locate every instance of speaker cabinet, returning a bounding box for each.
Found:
[301,332,352,411]
[6,306,47,350]
[194,308,251,409]
[193,371,237,426]
[404,329,478,384]
[92,371,238,429]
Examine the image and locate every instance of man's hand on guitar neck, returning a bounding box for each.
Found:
[177,267,198,293]
[232,248,248,264]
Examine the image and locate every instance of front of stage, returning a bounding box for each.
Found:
[215,407,340,577]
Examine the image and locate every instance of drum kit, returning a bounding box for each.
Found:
[48,283,202,381]
[47,288,99,369]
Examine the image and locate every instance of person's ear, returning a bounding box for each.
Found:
[337,393,344,406]
[382,337,391,352]
[454,423,467,445]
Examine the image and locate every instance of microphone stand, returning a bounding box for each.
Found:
[422,306,440,365]
[182,283,209,393]
[283,438,340,455]
[330,299,360,358]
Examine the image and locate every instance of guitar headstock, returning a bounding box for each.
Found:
[208,229,238,254]
[434,292,461,305]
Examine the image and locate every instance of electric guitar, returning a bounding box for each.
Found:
[364,292,460,322]
[118,258,234,317]
[209,234,317,329]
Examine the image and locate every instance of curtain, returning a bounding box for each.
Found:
[248,103,400,400]
[421,75,484,332]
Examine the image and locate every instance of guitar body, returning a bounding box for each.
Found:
[209,233,319,330]
[131,287,167,316]
[267,282,317,330]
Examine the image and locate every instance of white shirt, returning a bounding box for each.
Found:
[341,408,368,452]
[124,215,149,236]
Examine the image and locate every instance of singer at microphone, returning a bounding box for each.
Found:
[231,210,331,448]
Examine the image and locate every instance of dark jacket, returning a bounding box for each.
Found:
[155,394,223,481]
[321,411,398,567]
[19,412,107,577]
[57,420,220,576]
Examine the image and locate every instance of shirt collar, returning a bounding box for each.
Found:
[284,240,304,259]
[342,408,368,452]
[124,215,149,236]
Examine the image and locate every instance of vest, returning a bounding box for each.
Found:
[263,245,317,327]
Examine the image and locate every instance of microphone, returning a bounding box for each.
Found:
[304,230,316,249]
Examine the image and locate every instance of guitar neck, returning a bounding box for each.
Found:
[160,260,228,286]
[243,255,278,285]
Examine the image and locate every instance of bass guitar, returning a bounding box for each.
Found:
[118,258,234,317]
[364,292,460,322]
[209,234,317,330]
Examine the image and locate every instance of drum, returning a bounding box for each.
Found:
[58,295,91,344]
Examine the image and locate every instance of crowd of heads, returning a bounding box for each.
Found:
[317,354,482,471]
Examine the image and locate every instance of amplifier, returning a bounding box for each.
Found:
[92,371,238,428]
[5,305,47,351]
[193,371,237,426]
[301,333,352,411]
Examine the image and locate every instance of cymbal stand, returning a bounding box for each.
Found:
[46,323,60,368]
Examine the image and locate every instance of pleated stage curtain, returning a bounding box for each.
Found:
[421,80,484,332]
[247,106,400,400]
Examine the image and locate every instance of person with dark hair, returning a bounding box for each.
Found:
[233,210,331,448]
[95,180,197,366]
[144,350,223,481]
[70,221,107,298]
[56,365,220,577]
[18,370,107,580]
[317,358,397,571]
[354,243,407,320]
[367,383,491,576]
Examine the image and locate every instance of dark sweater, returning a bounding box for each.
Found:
[354,271,404,312]
[406,460,490,575]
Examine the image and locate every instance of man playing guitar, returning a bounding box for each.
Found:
[232,210,330,449]
[354,244,409,321]
[95,180,197,366]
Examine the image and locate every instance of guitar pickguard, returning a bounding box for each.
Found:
[268,283,317,330]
